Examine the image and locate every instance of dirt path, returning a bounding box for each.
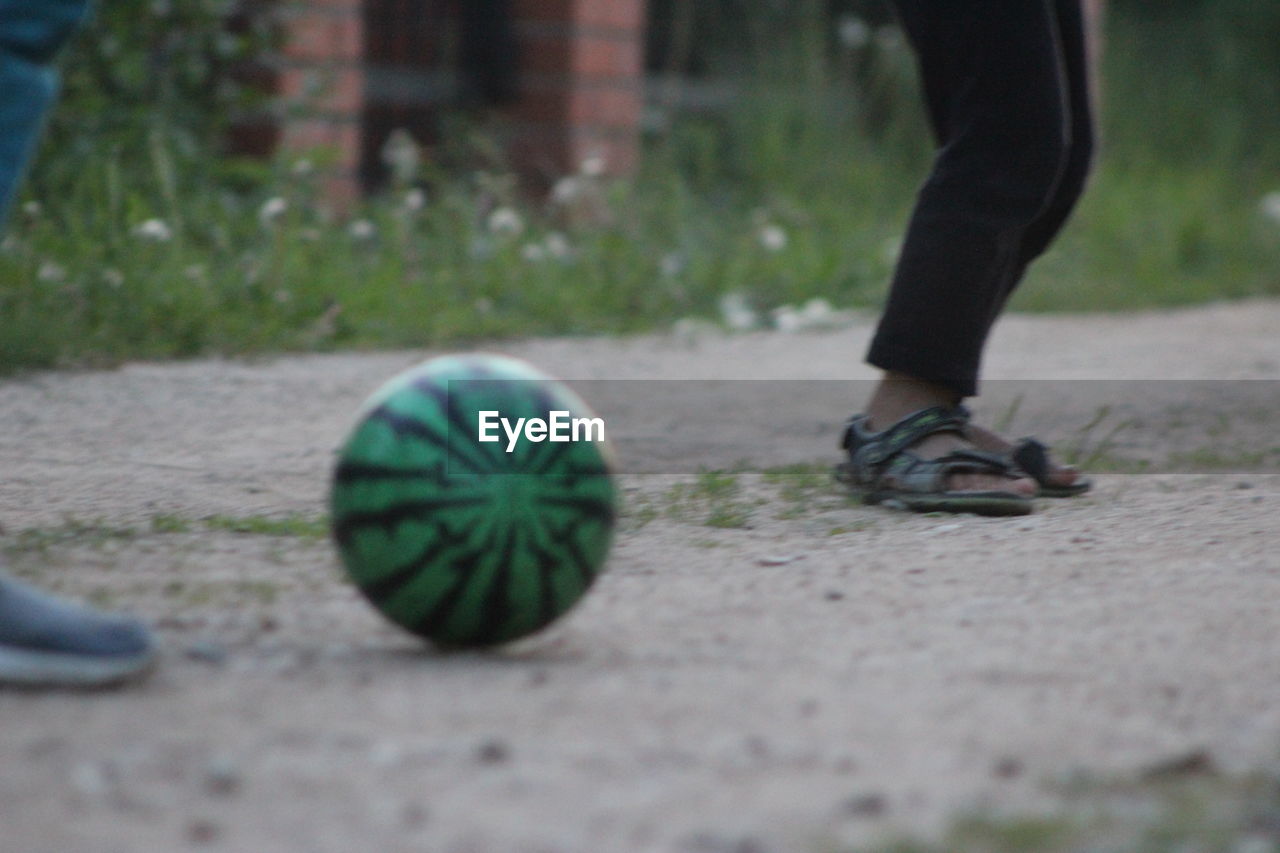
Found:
[1,301,1278,853]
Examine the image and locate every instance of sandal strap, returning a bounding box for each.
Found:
[841,406,1024,493]
[1010,437,1051,482]
[841,406,970,465]
[880,447,1021,494]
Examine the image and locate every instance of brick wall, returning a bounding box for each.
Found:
[507,0,647,186]
[239,0,368,208]
[243,0,648,207]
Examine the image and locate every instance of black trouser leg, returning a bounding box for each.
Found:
[866,0,1094,398]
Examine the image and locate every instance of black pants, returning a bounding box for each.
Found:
[866,0,1095,398]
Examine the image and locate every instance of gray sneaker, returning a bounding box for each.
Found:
[0,574,157,687]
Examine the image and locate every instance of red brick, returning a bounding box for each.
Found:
[514,0,645,30]
[575,85,642,127]
[573,34,642,78]
[572,0,646,30]
[280,9,363,62]
[520,32,640,78]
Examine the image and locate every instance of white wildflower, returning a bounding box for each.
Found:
[21,200,41,218]
[37,261,66,283]
[487,207,524,237]
[348,219,376,240]
[1260,191,1280,225]
[660,252,686,278]
[133,218,173,242]
[672,317,719,343]
[258,197,288,226]
[381,128,421,186]
[758,224,788,252]
[719,291,758,332]
[521,242,547,262]
[772,298,848,333]
[837,15,870,50]
[291,158,314,177]
[579,154,606,178]
[102,268,125,288]
[881,236,903,266]
[773,306,803,334]
[545,232,572,260]
[798,297,838,325]
[550,176,584,205]
[402,188,426,212]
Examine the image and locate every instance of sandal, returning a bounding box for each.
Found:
[1009,437,1092,497]
[959,417,1092,498]
[835,406,1034,517]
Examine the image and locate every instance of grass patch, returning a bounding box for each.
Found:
[201,514,329,539]
[1,518,138,558]
[665,468,759,529]
[761,462,839,519]
[846,765,1280,853]
[1,513,329,561]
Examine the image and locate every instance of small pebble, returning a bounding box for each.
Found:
[184,641,228,665]
[1141,748,1217,778]
[993,757,1023,779]
[203,755,241,796]
[400,801,429,829]
[757,554,802,566]
[842,793,887,818]
[476,739,510,764]
[187,818,220,844]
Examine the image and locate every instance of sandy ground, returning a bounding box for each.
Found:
[1,300,1279,853]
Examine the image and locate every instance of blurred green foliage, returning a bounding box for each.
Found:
[30,0,274,201]
[0,0,1277,371]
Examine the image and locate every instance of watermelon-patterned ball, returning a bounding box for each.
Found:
[330,354,616,647]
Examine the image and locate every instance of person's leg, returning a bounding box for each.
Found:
[0,571,156,687]
[0,0,90,223]
[867,0,1074,400]
[853,0,1081,501]
[0,0,157,687]
[987,0,1096,324]
[955,0,1096,492]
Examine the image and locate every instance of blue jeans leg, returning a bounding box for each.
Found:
[0,0,91,224]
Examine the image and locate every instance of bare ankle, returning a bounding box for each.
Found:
[865,372,961,430]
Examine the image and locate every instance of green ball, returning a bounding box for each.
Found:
[330,354,616,647]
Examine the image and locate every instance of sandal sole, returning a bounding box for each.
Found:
[835,462,1033,517]
[1037,480,1092,498]
[864,490,1033,517]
